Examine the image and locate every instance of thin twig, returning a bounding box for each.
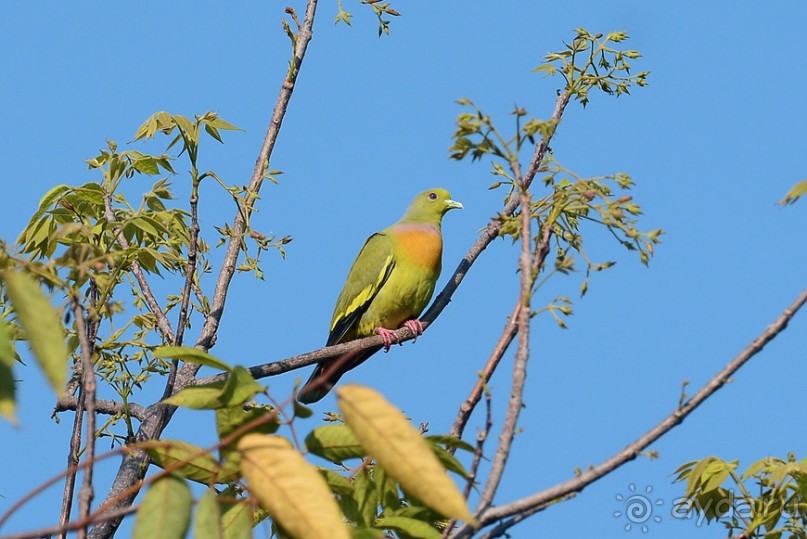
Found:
[174,180,200,349]
[474,191,534,515]
[86,4,319,537]
[161,174,202,401]
[466,391,493,499]
[0,447,125,530]
[57,379,83,539]
[449,223,552,441]
[2,505,139,539]
[73,303,96,539]
[452,287,807,538]
[442,393,494,539]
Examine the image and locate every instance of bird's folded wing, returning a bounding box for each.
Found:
[327,232,396,346]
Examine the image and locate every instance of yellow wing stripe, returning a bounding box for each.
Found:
[330,253,394,333]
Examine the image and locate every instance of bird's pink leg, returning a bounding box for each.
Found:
[375,327,399,351]
[402,319,424,342]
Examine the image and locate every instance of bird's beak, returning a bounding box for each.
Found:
[446,199,463,210]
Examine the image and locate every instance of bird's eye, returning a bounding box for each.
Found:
[428,192,437,200]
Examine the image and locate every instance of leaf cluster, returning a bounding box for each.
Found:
[536,28,649,107]
[334,0,401,37]
[136,361,475,539]
[675,454,807,538]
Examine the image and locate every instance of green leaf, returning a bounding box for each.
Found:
[154,346,231,372]
[132,156,160,175]
[375,516,442,539]
[428,443,470,479]
[292,399,313,419]
[162,382,227,410]
[3,270,67,392]
[219,500,253,539]
[206,116,241,131]
[163,366,265,410]
[133,475,192,539]
[216,404,279,479]
[218,366,266,407]
[216,404,278,446]
[351,528,386,539]
[173,114,196,141]
[742,457,771,479]
[305,424,365,463]
[319,469,354,496]
[136,439,232,485]
[194,489,223,539]
[16,184,70,245]
[425,435,475,453]
[353,467,378,527]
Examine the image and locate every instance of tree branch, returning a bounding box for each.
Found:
[449,223,552,441]
[454,286,807,538]
[54,396,147,422]
[73,303,97,539]
[474,191,534,515]
[86,3,319,537]
[421,90,570,329]
[57,377,83,539]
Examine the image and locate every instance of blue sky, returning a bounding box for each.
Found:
[1,1,806,538]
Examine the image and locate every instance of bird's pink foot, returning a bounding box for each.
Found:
[376,327,399,351]
[403,319,424,342]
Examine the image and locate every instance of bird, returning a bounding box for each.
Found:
[297,188,463,403]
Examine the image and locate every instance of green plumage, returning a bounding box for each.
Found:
[298,188,462,403]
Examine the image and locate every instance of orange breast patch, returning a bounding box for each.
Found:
[395,227,443,271]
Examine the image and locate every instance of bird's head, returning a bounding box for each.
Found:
[401,188,463,224]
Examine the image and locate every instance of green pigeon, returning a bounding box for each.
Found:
[297,188,463,403]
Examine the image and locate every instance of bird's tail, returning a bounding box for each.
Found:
[297,346,381,404]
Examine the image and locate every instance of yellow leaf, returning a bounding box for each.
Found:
[238,434,350,539]
[3,270,67,392]
[337,384,476,524]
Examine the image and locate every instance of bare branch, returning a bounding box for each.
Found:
[196,325,423,386]
[57,380,83,539]
[54,396,147,422]
[443,391,493,539]
[73,303,97,539]
[475,191,534,514]
[174,180,200,349]
[454,286,807,537]
[2,505,138,539]
[161,173,202,401]
[465,392,493,500]
[449,223,552,441]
